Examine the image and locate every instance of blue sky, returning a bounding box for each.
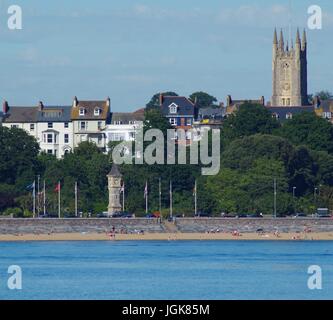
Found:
[0,0,332,111]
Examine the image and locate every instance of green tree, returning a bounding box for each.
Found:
[276,112,333,154]
[146,92,178,110]
[222,103,280,143]
[0,127,40,185]
[189,92,218,108]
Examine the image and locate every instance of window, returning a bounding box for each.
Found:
[47,134,53,144]
[30,124,35,131]
[79,108,85,116]
[64,122,69,128]
[114,121,123,125]
[80,122,86,131]
[186,118,192,126]
[94,108,101,116]
[11,125,18,128]
[272,113,279,119]
[98,121,103,130]
[129,121,135,125]
[64,134,69,144]
[110,133,125,141]
[286,113,293,120]
[169,104,178,114]
[47,149,53,155]
[286,98,291,106]
[169,118,177,126]
[186,131,192,140]
[48,122,53,129]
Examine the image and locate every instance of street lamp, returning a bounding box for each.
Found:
[314,188,318,217]
[292,187,296,199]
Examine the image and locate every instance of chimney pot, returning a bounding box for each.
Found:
[2,100,8,114]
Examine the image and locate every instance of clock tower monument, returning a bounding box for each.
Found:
[107,164,122,216]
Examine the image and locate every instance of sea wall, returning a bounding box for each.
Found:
[0,218,333,234]
[0,218,165,234]
[175,218,333,233]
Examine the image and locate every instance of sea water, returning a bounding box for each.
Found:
[0,241,332,300]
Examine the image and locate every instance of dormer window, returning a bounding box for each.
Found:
[169,103,178,114]
[94,108,101,116]
[79,108,86,116]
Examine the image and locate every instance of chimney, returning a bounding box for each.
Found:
[159,93,164,106]
[106,96,111,108]
[226,95,232,107]
[2,100,9,114]
[38,101,44,111]
[260,96,265,106]
[73,96,78,108]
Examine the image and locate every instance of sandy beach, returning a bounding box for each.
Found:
[1,231,333,242]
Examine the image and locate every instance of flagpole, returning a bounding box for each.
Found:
[194,180,197,217]
[146,181,148,214]
[33,181,36,218]
[37,175,40,217]
[43,180,46,216]
[58,181,61,219]
[122,182,125,212]
[170,180,173,219]
[159,178,162,215]
[75,181,78,217]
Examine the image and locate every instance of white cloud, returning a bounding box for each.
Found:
[216,4,289,27]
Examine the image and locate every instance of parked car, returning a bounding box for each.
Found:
[293,213,307,218]
[111,211,133,218]
[194,211,211,217]
[97,212,108,218]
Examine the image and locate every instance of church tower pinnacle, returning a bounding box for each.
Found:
[271,28,308,107]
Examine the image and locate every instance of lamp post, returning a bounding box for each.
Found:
[314,187,318,217]
[292,187,296,199]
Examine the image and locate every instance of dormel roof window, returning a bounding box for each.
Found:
[94,107,101,116]
[79,108,86,116]
[169,103,178,114]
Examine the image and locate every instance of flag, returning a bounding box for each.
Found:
[26,182,35,191]
[144,181,148,199]
[54,182,61,193]
[193,181,197,197]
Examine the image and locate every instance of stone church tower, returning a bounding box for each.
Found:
[271,28,308,106]
[107,164,122,216]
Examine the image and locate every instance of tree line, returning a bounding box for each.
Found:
[1,94,333,217]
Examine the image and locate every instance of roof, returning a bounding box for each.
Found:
[161,96,197,117]
[111,111,145,124]
[198,107,225,119]
[108,164,122,177]
[316,99,333,112]
[37,106,72,122]
[2,106,38,123]
[71,99,110,121]
[266,106,315,121]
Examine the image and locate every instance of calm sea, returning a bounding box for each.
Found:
[0,241,332,300]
